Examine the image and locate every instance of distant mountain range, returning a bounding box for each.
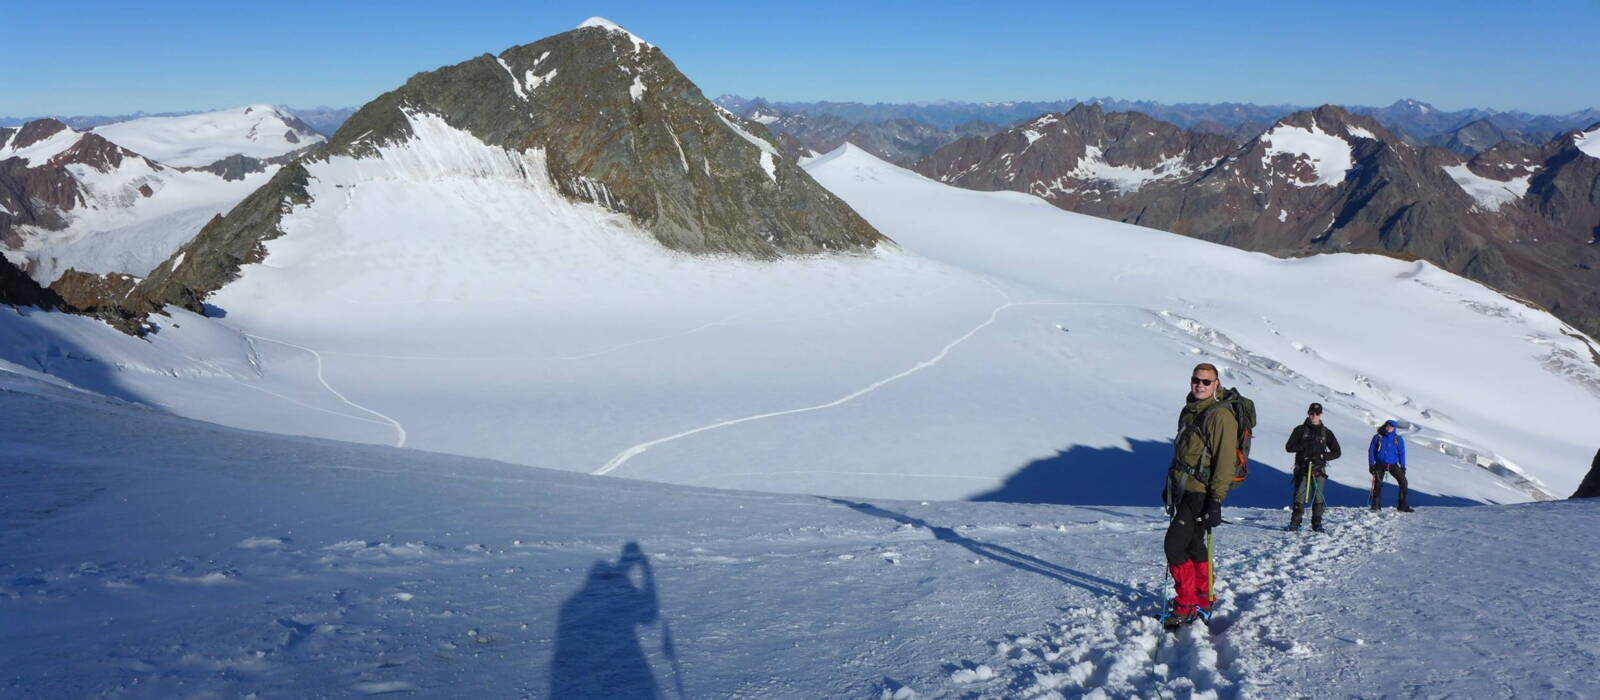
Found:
[11,98,1592,164]
[914,102,1600,339]
[1,106,359,139]
[716,96,1600,162]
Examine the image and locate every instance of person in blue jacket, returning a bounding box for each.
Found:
[1368,420,1413,512]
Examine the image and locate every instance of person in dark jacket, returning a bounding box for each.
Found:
[1368,419,1413,512]
[1284,402,1341,531]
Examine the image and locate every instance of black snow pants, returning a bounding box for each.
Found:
[1290,464,1326,528]
[1370,463,1409,509]
[1164,491,1209,566]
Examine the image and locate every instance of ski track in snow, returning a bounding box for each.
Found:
[593,298,1118,477]
[224,377,395,428]
[943,510,1401,699]
[243,334,409,447]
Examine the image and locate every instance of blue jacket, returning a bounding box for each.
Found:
[1368,420,1406,467]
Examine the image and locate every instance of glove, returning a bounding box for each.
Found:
[1201,498,1223,528]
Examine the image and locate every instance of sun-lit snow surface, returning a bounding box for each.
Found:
[20,157,274,282]
[0,124,81,165]
[204,121,1600,503]
[2,124,1598,508]
[1576,124,1600,159]
[91,105,324,167]
[1441,163,1533,211]
[1066,146,1188,193]
[1,369,1596,698]
[1259,123,1353,187]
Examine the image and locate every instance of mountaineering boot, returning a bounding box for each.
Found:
[1397,504,1415,513]
[1287,506,1303,531]
[1159,608,1192,631]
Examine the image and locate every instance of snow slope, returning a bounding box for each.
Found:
[91,105,324,167]
[20,159,273,282]
[2,124,1597,508]
[2,369,1596,698]
[3,114,283,283]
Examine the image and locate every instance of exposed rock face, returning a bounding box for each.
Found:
[49,269,140,317]
[916,103,1236,220]
[1574,449,1600,498]
[0,256,63,309]
[125,19,887,320]
[918,106,1600,339]
[191,154,269,182]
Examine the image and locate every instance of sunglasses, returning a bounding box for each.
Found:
[1190,377,1215,386]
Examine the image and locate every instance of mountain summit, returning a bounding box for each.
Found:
[120,19,884,321]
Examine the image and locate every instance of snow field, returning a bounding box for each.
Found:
[1576,124,1600,159]
[1441,163,1533,211]
[3,130,1595,509]
[90,105,323,167]
[7,372,1593,697]
[942,509,1403,699]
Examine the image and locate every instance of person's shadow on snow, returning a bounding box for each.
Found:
[824,498,1142,602]
[550,542,680,699]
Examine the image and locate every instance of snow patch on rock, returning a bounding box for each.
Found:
[1442,164,1533,211]
[577,17,654,53]
[1261,122,1353,187]
[1576,125,1600,159]
[716,111,780,182]
[1066,146,1188,193]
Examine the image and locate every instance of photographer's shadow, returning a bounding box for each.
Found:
[550,542,682,699]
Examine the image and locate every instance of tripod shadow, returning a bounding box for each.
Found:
[549,542,684,699]
[823,498,1146,603]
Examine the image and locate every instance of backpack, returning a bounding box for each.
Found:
[1171,387,1256,495]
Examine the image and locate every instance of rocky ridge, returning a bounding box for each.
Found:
[916,105,1600,338]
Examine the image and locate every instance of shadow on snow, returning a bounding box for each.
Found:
[823,498,1147,603]
[549,542,685,700]
[970,438,1477,508]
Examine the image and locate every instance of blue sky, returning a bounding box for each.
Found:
[6,0,1597,116]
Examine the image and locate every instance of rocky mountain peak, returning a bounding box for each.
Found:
[47,132,156,173]
[10,119,70,151]
[122,20,886,325]
[1268,105,1396,143]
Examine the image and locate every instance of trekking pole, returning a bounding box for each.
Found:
[1205,527,1215,608]
[1302,467,1311,514]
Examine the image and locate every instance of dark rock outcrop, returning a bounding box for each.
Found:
[0,256,64,309]
[1574,449,1600,498]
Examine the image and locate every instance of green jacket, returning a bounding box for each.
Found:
[1173,392,1240,501]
